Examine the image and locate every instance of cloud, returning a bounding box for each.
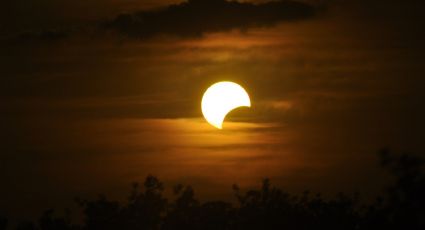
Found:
[17,29,68,42]
[105,0,317,38]
[0,29,69,45]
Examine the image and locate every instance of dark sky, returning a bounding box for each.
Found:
[1,0,425,222]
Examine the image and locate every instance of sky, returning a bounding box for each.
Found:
[1,0,425,222]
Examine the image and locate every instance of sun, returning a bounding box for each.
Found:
[201,81,251,129]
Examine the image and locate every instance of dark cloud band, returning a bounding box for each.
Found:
[106,0,317,38]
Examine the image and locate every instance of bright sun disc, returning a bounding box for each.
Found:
[201,81,251,129]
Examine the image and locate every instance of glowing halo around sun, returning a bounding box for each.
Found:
[201,81,251,129]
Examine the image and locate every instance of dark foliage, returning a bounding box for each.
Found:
[3,151,424,229]
[0,217,7,230]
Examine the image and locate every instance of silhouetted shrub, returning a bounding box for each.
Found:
[15,221,36,230]
[6,151,425,230]
[377,150,425,230]
[38,209,76,230]
[0,217,7,230]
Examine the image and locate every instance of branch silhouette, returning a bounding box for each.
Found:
[1,150,424,230]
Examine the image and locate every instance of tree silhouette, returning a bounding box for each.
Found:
[0,216,7,230]
[38,210,76,230]
[377,150,425,230]
[2,150,424,230]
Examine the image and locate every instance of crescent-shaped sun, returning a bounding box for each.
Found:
[201,81,251,129]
